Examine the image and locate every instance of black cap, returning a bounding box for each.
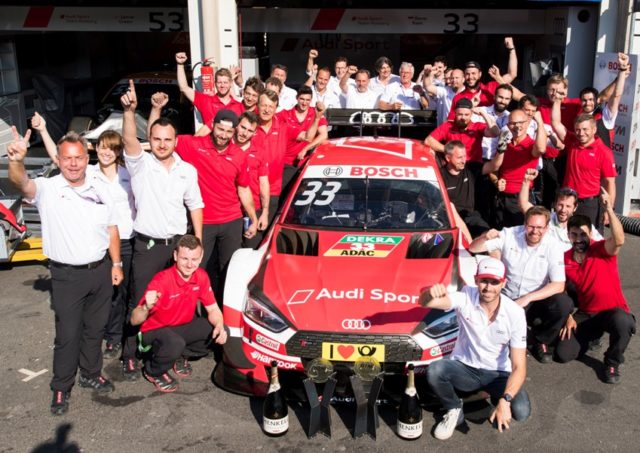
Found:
[213,109,239,127]
[455,98,473,110]
[465,61,482,71]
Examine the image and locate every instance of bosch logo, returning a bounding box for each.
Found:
[341,319,371,330]
[323,166,343,177]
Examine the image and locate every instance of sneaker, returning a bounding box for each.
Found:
[173,357,193,378]
[104,342,122,359]
[143,370,178,393]
[122,358,140,381]
[531,342,552,364]
[604,365,620,384]
[50,390,70,416]
[78,375,115,393]
[434,407,464,440]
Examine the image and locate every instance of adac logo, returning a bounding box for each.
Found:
[324,234,404,257]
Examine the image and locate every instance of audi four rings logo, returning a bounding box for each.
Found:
[341,319,371,330]
[323,166,343,177]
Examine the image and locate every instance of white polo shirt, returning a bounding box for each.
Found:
[345,86,380,109]
[368,75,400,95]
[125,151,203,239]
[310,85,342,110]
[448,286,527,372]
[277,85,298,112]
[33,174,116,265]
[474,105,510,160]
[548,211,603,252]
[380,81,422,110]
[327,76,352,107]
[87,164,136,240]
[485,225,566,300]
[433,85,457,126]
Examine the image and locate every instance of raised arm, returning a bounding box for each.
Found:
[532,111,547,157]
[550,98,567,142]
[120,79,143,156]
[502,37,518,84]
[6,126,37,200]
[602,187,624,256]
[475,108,500,137]
[421,65,439,97]
[604,53,629,117]
[30,112,58,165]
[175,52,195,103]
[468,228,500,254]
[306,49,318,78]
[340,65,357,94]
[518,169,537,214]
[418,283,453,310]
[147,92,169,139]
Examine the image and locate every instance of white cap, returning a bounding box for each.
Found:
[476,257,506,281]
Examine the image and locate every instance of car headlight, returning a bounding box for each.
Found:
[422,311,458,338]
[244,295,289,333]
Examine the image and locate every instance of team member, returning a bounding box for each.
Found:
[120,80,204,381]
[270,64,297,111]
[340,66,380,109]
[469,206,572,363]
[485,110,547,227]
[422,258,530,440]
[379,62,429,111]
[368,56,400,95]
[130,235,227,392]
[175,52,243,128]
[305,50,352,107]
[264,76,282,96]
[422,67,465,126]
[305,65,342,109]
[234,111,270,248]
[555,190,636,383]
[7,127,123,415]
[550,112,617,231]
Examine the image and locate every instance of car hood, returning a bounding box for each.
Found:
[256,229,455,334]
[83,111,148,141]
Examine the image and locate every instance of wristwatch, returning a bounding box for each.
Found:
[501,393,513,403]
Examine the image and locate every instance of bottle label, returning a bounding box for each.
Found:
[397,420,423,439]
[263,415,289,434]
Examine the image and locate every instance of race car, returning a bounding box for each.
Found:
[215,136,478,397]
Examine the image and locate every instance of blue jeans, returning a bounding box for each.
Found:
[427,359,531,421]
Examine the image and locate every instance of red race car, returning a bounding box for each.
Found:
[215,137,477,397]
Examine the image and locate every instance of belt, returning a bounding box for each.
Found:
[578,196,599,202]
[501,193,519,199]
[50,256,106,270]
[136,233,179,246]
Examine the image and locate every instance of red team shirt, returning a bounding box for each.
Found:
[562,134,617,199]
[251,115,291,196]
[447,82,499,120]
[536,97,581,159]
[138,266,217,333]
[238,142,270,210]
[175,135,250,224]
[564,240,629,314]
[499,135,540,194]
[277,107,328,166]
[430,121,487,163]
[193,91,244,128]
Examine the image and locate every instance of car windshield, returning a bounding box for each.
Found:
[102,80,182,111]
[285,165,450,231]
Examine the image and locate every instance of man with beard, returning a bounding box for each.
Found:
[423,67,466,126]
[469,206,573,364]
[379,62,429,111]
[484,109,547,227]
[120,81,204,381]
[175,53,243,128]
[550,113,617,232]
[305,65,342,109]
[555,189,635,384]
[340,66,380,109]
[149,96,258,297]
[518,169,602,251]
[421,258,530,440]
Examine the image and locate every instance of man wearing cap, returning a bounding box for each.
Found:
[120,81,204,381]
[421,257,530,440]
[149,96,258,300]
[469,206,573,364]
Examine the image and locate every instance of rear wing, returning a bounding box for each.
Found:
[324,108,437,138]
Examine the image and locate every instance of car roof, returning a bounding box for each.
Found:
[306,137,436,168]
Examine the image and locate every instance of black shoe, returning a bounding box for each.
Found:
[588,337,604,352]
[50,390,70,415]
[173,357,193,378]
[78,375,115,393]
[104,342,122,359]
[604,365,620,384]
[143,369,178,393]
[531,342,552,363]
[122,358,140,381]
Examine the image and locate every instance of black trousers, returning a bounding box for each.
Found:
[576,196,603,234]
[141,317,213,376]
[49,260,112,391]
[201,218,243,303]
[123,235,176,360]
[538,157,559,209]
[555,308,636,366]
[525,293,574,345]
[459,210,490,239]
[495,193,524,229]
[104,238,133,345]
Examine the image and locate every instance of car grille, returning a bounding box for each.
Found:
[286,331,423,362]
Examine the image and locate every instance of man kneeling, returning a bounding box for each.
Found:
[130,235,227,392]
[421,257,530,440]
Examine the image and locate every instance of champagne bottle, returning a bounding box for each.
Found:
[397,364,423,439]
[263,361,289,436]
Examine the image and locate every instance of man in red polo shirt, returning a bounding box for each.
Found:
[176,52,244,128]
[131,235,227,392]
[486,110,547,227]
[555,190,635,384]
[551,110,617,232]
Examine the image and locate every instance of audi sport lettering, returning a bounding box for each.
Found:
[286,287,420,304]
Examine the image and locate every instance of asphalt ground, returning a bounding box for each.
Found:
[1,232,640,452]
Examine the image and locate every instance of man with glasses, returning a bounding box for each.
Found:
[469,206,573,364]
[421,257,530,440]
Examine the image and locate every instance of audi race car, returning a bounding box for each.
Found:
[216,137,478,397]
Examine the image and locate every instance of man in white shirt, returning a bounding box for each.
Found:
[421,258,530,440]
[379,62,428,111]
[305,66,342,109]
[270,64,297,111]
[7,128,124,415]
[339,66,380,109]
[120,80,204,381]
[423,67,465,126]
[469,206,573,363]
[369,56,400,96]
